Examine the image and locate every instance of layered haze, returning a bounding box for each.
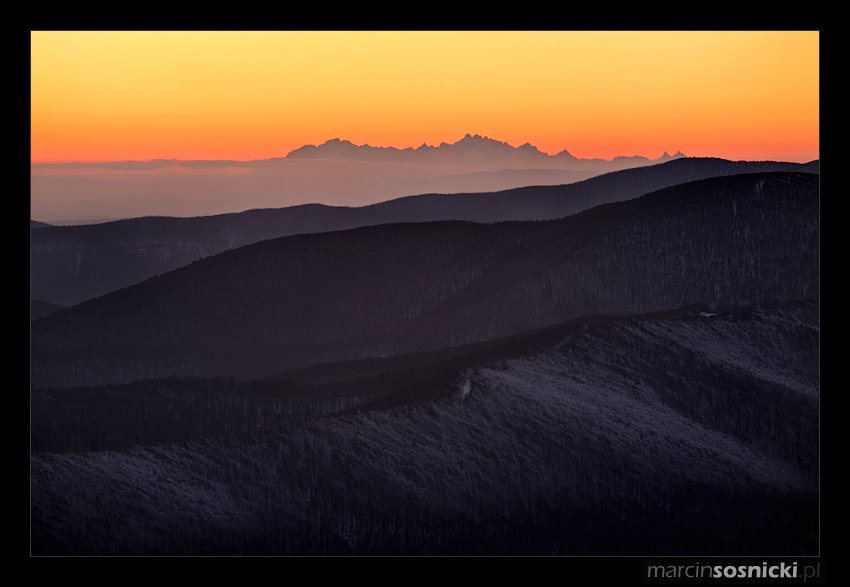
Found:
[30,134,685,224]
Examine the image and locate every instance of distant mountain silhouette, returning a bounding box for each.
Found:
[285,133,684,173]
[33,136,692,224]
[31,157,819,307]
[31,171,819,388]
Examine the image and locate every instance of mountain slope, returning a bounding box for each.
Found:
[31,300,818,555]
[31,171,819,388]
[30,299,65,320]
[30,157,818,307]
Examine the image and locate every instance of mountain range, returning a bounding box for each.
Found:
[30,150,819,556]
[31,134,686,224]
[31,156,818,308]
[285,133,686,171]
[32,170,818,388]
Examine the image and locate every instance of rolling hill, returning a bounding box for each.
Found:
[31,299,818,555]
[31,171,819,389]
[31,157,818,308]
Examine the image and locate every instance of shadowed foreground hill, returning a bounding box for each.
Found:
[30,172,819,388]
[30,157,818,307]
[31,300,818,555]
[30,299,65,321]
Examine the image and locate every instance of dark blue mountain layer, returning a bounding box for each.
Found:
[30,157,817,307]
[31,171,819,388]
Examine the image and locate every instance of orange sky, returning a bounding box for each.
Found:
[31,31,819,164]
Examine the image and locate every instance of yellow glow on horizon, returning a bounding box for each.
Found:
[31,31,819,164]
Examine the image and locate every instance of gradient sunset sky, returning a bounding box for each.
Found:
[31,31,819,164]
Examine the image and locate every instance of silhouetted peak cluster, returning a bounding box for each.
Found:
[285,134,683,166]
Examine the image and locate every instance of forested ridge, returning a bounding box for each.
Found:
[31,171,819,388]
[31,300,818,555]
[30,157,818,307]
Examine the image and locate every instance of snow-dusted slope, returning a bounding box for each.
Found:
[31,301,818,555]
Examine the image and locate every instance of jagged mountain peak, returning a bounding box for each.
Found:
[456,133,499,144]
[657,151,687,162]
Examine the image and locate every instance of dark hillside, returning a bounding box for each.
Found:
[31,157,817,306]
[31,299,65,320]
[31,172,818,388]
[31,299,818,555]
